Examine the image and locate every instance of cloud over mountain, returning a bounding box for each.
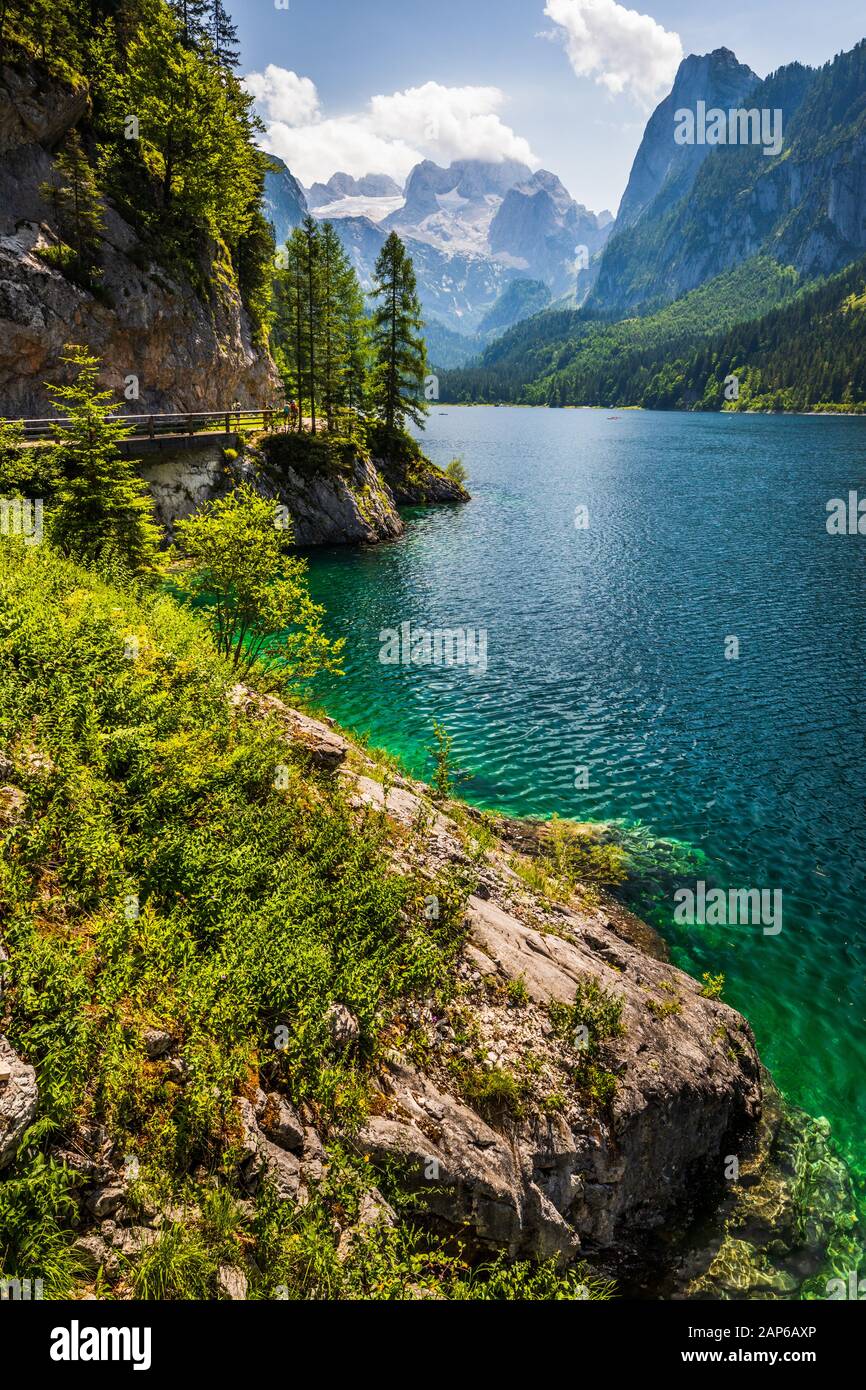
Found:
[243,67,539,187]
[543,0,683,107]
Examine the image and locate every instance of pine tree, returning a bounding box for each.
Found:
[209,0,239,67]
[41,131,105,282]
[318,221,368,432]
[169,0,210,50]
[273,229,309,422]
[369,232,427,432]
[47,345,162,578]
[300,215,322,434]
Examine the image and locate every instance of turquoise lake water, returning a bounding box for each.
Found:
[301,406,866,1201]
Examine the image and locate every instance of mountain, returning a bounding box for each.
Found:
[613,48,759,232]
[384,157,533,253]
[292,156,612,356]
[489,169,612,295]
[478,278,551,335]
[307,171,402,208]
[442,38,866,411]
[590,43,866,316]
[262,156,308,247]
[439,256,802,402]
[325,212,525,339]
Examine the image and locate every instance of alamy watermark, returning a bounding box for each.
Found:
[379,622,488,674]
[673,881,782,935]
[674,102,783,157]
[826,490,866,535]
[1,1276,44,1300]
[0,497,43,545]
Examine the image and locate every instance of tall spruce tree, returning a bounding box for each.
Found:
[369,231,427,432]
[47,345,162,578]
[300,215,322,433]
[209,0,239,66]
[274,221,370,434]
[170,0,210,49]
[318,221,367,432]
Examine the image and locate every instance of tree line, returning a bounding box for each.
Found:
[439,255,866,413]
[273,219,427,436]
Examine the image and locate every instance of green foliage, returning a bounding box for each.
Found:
[440,257,802,405]
[370,231,428,431]
[549,978,626,1058]
[0,538,624,1300]
[3,0,273,329]
[132,1221,214,1300]
[444,456,468,485]
[428,721,469,801]
[700,972,726,1001]
[174,483,344,683]
[0,420,60,498]
[455,1254,615,1301]
[46,345,163,578]
[545,818,628,889]
[273,219,371,436]
[548,977,625,1109]
[0,1148,83,1296]
[260,431,361,482]
[459,1065,528,1122]
[39,129,105,287]
[0,538,471,1209]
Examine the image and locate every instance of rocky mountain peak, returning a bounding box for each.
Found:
[614,48,760,230]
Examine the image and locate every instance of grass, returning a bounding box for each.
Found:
[548,977,626,1110]
[0,534,615,1300]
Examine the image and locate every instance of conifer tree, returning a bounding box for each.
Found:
[300,215,322,433]
[318,221,367,432]
[47,345,162,578]
[209,0,239,66]
[369,231,427,432]
[273,228,309,423]
[41,131,105,282]
[170,0,210,49]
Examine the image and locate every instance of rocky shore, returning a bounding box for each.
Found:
[141,433,469,547]
[5,686,842,1295]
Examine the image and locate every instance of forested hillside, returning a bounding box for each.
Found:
[440,257,802,405]
[1,0,273,325]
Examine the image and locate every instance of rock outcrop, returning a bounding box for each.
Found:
[0,59,278,417]
[10,693,853,1296]
[341,758,762,1271]
[0,1036,38,1169]
[273,451,405,546]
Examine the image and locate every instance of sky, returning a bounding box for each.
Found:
[232,0,866,214]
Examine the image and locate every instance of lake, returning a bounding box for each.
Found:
[303,405,866,1203]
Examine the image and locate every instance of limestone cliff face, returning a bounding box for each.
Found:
[0,58,278,417]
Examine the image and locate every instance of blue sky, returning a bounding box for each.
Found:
[233,0,866,212]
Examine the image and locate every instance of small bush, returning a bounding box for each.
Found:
[260,432,361,480]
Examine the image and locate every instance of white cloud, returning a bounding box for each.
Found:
[242,69,539,187]
[543,0,682,108]
[243,66,320,126]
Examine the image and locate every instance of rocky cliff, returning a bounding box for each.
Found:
[592,43,866,316]
[0,57,278,417]
[137,431,468,547]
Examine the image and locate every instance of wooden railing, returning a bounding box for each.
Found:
[13,409,282,442]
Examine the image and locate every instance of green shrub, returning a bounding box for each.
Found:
[260,432,361,480]
[700,971,726,1000]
